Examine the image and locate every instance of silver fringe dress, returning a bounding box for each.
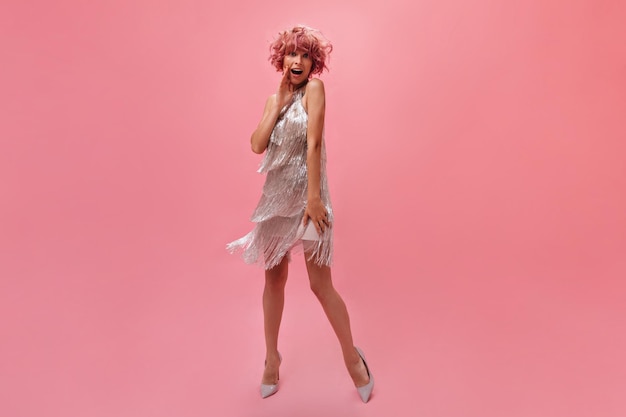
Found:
[227,88,333,270]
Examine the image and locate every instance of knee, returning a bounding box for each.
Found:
[309,279,332,301]
[266,273,287,291]
[265,270,288,292]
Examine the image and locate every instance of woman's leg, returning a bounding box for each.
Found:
[304,257,370,387]
[262,256,289,385]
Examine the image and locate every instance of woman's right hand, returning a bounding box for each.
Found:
[275,64,294,110]
[250,64,293,154]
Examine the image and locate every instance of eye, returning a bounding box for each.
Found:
[289,51,297,57]
[303,53,309,59]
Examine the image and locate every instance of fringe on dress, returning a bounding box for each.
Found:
[227,88,333,270]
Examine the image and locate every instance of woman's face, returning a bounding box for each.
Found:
[283,49,313,86]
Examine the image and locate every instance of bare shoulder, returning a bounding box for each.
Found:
[306,78,326,96]
[304,79,326,113]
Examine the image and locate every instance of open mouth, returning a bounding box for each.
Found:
[291,69,303,75]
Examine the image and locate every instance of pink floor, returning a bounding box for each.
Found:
[3,248,625,416]
[2,0,625,416]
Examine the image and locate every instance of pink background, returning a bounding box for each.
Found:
[2,0,625,416]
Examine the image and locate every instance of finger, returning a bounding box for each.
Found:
[283,63,293,78]
[318,217,328,231]
[284,63,295,82]
[302,211,309,225]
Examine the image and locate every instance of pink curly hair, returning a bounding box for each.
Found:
[269,26,333,76]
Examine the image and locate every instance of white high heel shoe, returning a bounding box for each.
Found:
[260,352,282,399]
[355,347,374,403]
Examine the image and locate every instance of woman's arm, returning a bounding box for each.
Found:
[250,95,281,154]
[302,78,330,234]
[251,66,295,154]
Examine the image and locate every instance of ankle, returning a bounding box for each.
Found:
[343,347,361,366]
[265,350,281,365]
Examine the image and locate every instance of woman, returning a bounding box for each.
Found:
[227,25,374,402]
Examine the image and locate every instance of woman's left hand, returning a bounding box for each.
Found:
[302,198,330,235]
